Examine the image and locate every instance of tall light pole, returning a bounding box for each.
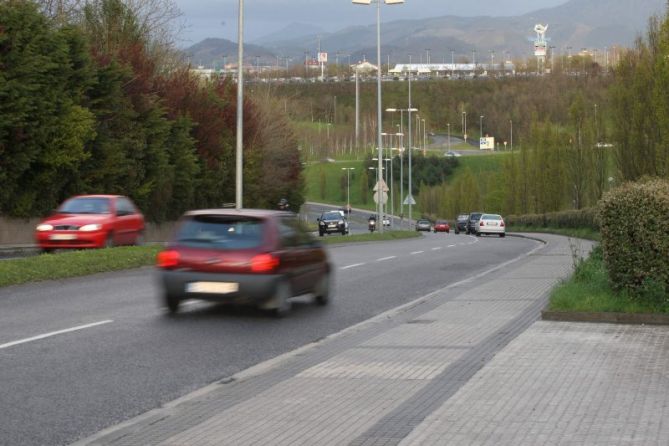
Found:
[463,111,467,141]
[447,123,451,152]
[422,118,426,155]
[341,167,355,216]
[235,0,244,209]
[480,115,484,141]
[353,0,406,232]
[450,49,455,78]
[510,119,513,152]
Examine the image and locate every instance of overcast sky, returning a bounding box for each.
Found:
[173,0,568,47]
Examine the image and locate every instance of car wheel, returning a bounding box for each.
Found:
[164,292,180,315]
[134,231,145,246]
[476,232,481,237]
[319,231,324,237]
[341,230,346,236]
[105,233,115,248]
[314,271,331,306]
[41,248,54,254]
[270,280,292,318]
[500,233,506,238]
[455,230,459,235]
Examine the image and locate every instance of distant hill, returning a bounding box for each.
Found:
[186,0,666,67]
[251,23,325,47]
[184,38,276,67]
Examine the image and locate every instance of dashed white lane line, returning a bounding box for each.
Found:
[376,256,397,262]
[448,244,456,248]
[341,263,365,270]
[411,251,424,255]
[431,247,442,251]
[0,320,114,350]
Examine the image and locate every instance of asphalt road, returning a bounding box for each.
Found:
[0,232,538,446]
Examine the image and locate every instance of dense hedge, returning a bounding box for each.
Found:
[598,179,669,300]
[505,208,599,231]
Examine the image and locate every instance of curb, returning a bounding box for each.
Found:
[542,310,669,326]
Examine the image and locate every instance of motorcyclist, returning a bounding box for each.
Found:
[368,215,377,232]
[278,198,290,211]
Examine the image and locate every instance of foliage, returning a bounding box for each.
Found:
[506,208,599,231]
[598,179,669,302]
[0,0,303,221]
[550,245,669,314]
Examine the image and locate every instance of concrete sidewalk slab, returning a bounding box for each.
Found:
[72,234,668,446]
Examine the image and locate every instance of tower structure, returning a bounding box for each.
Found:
[533,24,549,73]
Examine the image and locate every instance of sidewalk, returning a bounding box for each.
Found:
[74,234,669,446]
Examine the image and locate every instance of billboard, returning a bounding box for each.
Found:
[480,137,495,150]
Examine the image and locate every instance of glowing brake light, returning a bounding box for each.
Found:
[157,250,180,269]
[500,221,505,227]
[251,253,280,273]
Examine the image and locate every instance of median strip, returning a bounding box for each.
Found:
[0,320,113,350]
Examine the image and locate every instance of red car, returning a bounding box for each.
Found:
[35,195,145,252]
[156,209,332,317]
[433,220,450,233]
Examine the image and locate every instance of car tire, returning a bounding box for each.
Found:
[500,233,505,238]
[271,280,292,318]
[319,231,324,237]
[314,272,331,306]
[476,232,481,237]
[41,248,54,254]
[164,292,180,315]
[135,231,145,246]
[105,233,115,248]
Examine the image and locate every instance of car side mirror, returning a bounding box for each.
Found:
[316,218,320,222]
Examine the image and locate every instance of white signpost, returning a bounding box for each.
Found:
[480,137,495,150]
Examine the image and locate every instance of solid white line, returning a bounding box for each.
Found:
[411,251,424,255]
[0,320,113,350]
[376,256,396,262]
[341,263,365,270]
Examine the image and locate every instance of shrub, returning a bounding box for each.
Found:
[598,178,669,300]
[505,208,599,231]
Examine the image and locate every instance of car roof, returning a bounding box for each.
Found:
[183,209,292,218]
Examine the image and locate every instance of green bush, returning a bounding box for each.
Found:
[505,208,599,231]
[598,179,669,300]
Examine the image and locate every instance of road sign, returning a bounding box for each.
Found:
[373,179,389,193]
[318,52,328,63]
[373,191,388,205]
[403,195,416,205]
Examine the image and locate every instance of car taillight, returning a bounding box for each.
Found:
[157,250,180,269]
[251,253,280,273]
[500,221,505,227]
[480,221,485,226]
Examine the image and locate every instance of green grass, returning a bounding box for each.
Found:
[0,245,163,288]
[508,226,601,242]
[319,230,421,245]
[304,160,377,211]
[549,246,669,314]
[450,152,511,181]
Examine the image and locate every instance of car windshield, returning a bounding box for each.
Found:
[58,197,111,214]
[175,215,265,250]
[418,220,430,224]
[322,212,341,220]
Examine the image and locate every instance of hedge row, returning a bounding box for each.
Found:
[598,179,669,300]
[505,208,599,231]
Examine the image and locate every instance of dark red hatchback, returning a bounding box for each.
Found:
[156,209,332,316]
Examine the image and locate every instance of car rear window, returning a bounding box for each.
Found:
[482,214,502,220]
[175,215,265,250]
[59,197,111,214]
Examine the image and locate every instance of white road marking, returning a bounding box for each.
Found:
[0,320,113,350]
[341,263,365,270]
[431,247,442,251]
[411,251,424,255]
[448,244,456,248]
[376,256,396,262]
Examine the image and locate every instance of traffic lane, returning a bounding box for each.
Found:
[0,235,539,446]
[303,203,403,232]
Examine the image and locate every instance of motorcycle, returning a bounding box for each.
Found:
[368,218,377,233]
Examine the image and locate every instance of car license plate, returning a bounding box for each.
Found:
[186,282,239,294]
[489,222,498,226]
[49,234,77,241]
[328,224,336,228]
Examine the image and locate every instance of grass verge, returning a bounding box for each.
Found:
[549,246,669,314]
[508,226,601,241]
[0,245,163,288]
[320,230,421,245]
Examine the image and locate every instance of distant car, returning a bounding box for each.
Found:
[156,209,332,316]
[35,195,145,253]
[415,219,432,232]
[466,212,484,235]
[433,220,450,233]
[382,215,391,227]
[318,211,348,236]
[454,214,469,234]
[446,151,462,158]
[476,214,506,237]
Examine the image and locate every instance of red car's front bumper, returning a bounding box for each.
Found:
[35,230,107,249]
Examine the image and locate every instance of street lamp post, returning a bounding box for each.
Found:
[480,115,484,141]
[235,0,244,209]
[341,167,355,219]
[422,118,426,155]
[462,111,467,141]
[510,119,513,152]
[353,0,406,232]
[447,123,451,152]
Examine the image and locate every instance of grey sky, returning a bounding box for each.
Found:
[173,0,568,47]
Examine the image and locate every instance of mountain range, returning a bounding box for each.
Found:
[184,0,666,67]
